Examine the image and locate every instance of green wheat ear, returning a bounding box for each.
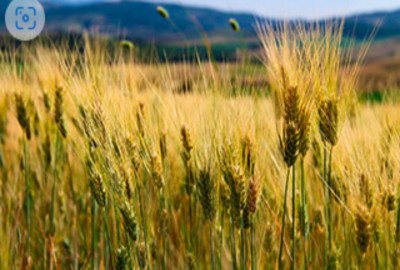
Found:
[87,159,107,207]
[116,246,130,270]
[198,167,216,221]
[229,18,240,32]
[15,94,31,140]
[120,201,139,242]
[157,6,170,19]
[54,85,67,138]
[120,40,134,50]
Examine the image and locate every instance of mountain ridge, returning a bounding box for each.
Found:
[0,1,399,43]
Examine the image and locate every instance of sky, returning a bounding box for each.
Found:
[62,0,400,19]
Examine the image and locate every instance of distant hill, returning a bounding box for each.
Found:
[0,1,400,44]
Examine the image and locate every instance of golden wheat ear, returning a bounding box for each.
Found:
[243,177,260,229]
[150,151,165,190]
[318,97,339,146]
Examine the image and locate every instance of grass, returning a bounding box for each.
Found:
[0,20,399,270]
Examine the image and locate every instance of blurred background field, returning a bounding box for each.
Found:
[1,1,400,95]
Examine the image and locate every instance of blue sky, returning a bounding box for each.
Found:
[62,0,400,19]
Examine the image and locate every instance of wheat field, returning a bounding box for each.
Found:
[0,22,400,270]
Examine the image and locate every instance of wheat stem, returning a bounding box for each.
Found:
[230,206,238,270]
[135,179,150,268]
[300,158,308,270]
[103,205,112,269]
[240,216,246,270]
[250,216,256,270]
[219,206,225,270]
[189,192,193,251]
[50,134,61,234]
[193,194,198,254]
[292,165,296,270]
[160,192,168,270]
[163,222,168,270]
[341,208,348,269]
[374,241,379,269]
[91,195,97,270]
[278,169,290,270]
[23,138,31,264]
[323,142,330,263]
[328,145,333,250]
[210,221,216,270]
[114,204,121,245]
[49,133,61,269]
